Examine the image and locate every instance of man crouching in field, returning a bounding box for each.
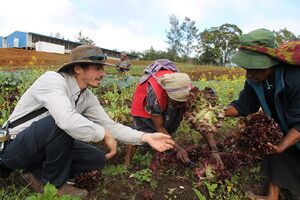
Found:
[0,45,175,198]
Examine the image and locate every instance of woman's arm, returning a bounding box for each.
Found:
[268,128,300,153]
[200,131,223,167]
[150,115,190,163]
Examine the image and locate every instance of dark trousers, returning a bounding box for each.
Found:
[0,116,106,187]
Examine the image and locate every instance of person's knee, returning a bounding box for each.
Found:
[93,149,107,169]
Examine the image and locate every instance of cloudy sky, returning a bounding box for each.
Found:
[0,0,299,52]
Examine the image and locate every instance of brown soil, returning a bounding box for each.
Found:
[89,175,198,200]
[0,48,121,71]
[0,48,69,67]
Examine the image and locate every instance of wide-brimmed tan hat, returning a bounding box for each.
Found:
[58,45,115,72]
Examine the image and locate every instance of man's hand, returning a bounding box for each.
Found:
[103,130,117,159]
[141,132,175,152]
[176,148,190,163]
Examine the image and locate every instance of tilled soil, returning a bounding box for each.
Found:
[0,48,69,67]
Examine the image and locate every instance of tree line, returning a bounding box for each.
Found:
[52,15,300,66]
[135,15,300,65]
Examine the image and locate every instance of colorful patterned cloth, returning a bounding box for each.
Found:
[240,41,300,65]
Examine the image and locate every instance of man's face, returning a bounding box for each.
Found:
[246,68,272,84]
[75,64,106,89]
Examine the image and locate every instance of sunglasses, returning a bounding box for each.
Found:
[84,54,107,62]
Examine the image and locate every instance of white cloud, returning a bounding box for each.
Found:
[153,0,213,21]
[0,0,299,52]
[89,22,167,52]
[0,0,78,40]
[213,0,300,34]
[0,0,166,51]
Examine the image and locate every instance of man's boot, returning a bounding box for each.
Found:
[57,183,88,198]
[22,172,44,193]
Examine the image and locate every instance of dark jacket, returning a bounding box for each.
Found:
[231,64,300,149]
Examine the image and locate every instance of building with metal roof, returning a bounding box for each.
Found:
[1,31,139,59]
[0,36,3,48]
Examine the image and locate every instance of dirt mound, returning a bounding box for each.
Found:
[0,48,69,66]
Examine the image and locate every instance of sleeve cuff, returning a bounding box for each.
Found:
[93,123,105,142]
[229,103,242,116]
[292,124,300,133]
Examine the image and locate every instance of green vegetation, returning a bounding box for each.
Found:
[25,183,80,200]
[0,63,271,199]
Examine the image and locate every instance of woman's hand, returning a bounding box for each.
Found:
[267,142,285,154]
[176,148,190,163]
[210,152,224,168]
[267,128,300,154]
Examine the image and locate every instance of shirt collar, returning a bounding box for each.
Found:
[61,73,81,96]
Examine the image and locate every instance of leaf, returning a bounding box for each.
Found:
[43,183,57,199]
[193,188,206,200]
[210,183,218,191]
[25,196,38,200]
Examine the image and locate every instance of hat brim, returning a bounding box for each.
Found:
[58,59,116,72]
[232,50,279,69]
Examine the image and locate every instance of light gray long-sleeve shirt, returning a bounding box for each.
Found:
[6,71,144,144]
